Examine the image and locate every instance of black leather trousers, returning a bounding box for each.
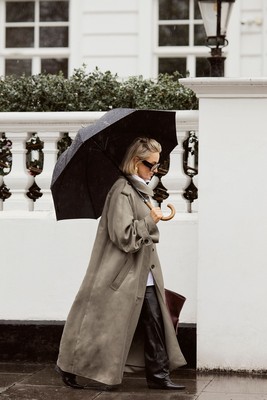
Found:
[139,286,170,381]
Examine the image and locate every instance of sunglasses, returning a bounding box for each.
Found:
[142,160,160,172]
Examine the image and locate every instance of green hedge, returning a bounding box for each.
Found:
[0,66,198,112]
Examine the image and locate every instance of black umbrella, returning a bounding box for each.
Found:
[51,108,177,220]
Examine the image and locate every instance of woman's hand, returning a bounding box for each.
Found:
[150,207,163,223]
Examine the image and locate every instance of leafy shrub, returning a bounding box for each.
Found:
[118,73,198,110]
[0,66,198,112]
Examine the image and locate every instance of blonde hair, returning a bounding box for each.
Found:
[120,137,162,175]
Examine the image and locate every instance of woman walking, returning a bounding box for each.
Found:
[56,137,186,390]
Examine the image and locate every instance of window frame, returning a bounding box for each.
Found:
[0,0,70,76]
[154,0,210,77]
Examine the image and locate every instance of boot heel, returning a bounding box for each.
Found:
[55,365,85,389]
[147,378,185,390]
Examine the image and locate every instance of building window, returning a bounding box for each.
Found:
[157,0,209,77]
[159,58,186,75]
[3,0,69,77]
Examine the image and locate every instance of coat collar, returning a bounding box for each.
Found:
[126,175,154,198]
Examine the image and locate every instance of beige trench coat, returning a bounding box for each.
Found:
[57,176,186,385]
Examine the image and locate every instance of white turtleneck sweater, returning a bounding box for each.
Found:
[131,175,154,287]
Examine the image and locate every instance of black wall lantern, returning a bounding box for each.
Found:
[198,0,235,77]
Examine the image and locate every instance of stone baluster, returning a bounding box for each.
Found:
[3,132,33,211]
[161,132,191,214]
[183,130,199,213]
[34,131,61,212]
[0,133,12,210]
[160,110,199,215]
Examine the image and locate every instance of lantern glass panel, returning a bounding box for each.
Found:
[198,1,234,37]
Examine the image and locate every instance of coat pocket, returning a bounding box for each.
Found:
[110,258,132,291]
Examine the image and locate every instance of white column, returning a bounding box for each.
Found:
[180,77,267,371]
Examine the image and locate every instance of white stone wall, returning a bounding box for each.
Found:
[0,213,197,323]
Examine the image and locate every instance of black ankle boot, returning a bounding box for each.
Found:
[147,375,185,390]
[55,365,85,389]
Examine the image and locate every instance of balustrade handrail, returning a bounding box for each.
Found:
[0,110,199,215]
[0,110,198,130]
[0,111,106,132]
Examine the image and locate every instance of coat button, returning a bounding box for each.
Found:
[151,264,155,269]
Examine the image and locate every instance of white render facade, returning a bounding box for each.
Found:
[0,0,266,79]
[77,0,267,79]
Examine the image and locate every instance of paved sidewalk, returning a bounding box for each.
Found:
[1,363,267,399]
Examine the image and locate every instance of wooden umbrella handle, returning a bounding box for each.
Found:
[161,204,176,221]
[146,201,176,221]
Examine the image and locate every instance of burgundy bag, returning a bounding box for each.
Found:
[164,289,186,334]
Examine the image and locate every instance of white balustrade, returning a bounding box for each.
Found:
[0,111,199,215]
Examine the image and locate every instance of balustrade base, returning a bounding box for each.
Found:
[0,320,196,368]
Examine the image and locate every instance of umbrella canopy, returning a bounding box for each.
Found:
[51,108,177,220]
